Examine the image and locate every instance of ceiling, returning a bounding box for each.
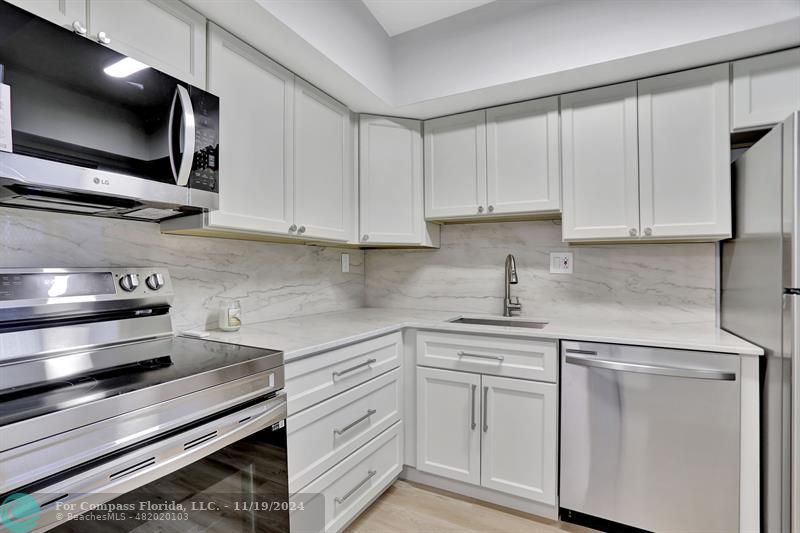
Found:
[361,0,495,36]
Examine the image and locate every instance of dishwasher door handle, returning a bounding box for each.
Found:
[564,354,736,381]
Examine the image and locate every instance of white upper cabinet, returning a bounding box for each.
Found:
[480,375,557,505]
[416,367,481,485]
[88,0,206,87]
[6,0,86,31]
[732,48,800,131]
[424,110,488,219]
[9,0,206,86]
[359,115,439,247]
[638,64,731,240]
[561,82,640,241]
[205,24,294,236]
[486,97,561,215]
[293,78,353,242]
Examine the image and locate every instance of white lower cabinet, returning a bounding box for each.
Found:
[480,375,557,505]
[287,369,401,493]
[416,367,482,484]
[290,422,403,533]
[416,367,557,506]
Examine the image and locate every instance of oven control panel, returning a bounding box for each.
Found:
[0,268,172,302]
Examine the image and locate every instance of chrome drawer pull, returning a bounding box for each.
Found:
[470,384,477,430]
[482,386,489,432]
[564,354,736,381]
[334,469,377,504]
[333,358,377,378]
[334,409,377,436]
[457,351,504,362]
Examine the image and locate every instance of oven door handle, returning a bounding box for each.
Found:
[168,85,196,187]
[564,354,736,381]
[20,392,286,532]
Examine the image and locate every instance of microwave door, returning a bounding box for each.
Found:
[168,85,195,187]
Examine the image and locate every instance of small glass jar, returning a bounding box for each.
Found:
[218,299,242,332]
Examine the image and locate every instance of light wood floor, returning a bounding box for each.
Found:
[347,480,598,533]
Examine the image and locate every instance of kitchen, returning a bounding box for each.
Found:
[0,1,798,532]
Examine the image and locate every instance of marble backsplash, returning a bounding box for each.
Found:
[0,208,365,331]
[365,220,717,325]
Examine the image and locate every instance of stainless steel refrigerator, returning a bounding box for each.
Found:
[722,111,799,533]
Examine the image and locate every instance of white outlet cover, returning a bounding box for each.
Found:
[341,253,350,273]
[550,252,573,274]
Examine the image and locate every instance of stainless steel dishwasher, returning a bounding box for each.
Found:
[559,341,741,533]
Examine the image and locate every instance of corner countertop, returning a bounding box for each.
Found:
[196,307,764,361]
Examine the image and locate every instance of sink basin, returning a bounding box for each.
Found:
[449,317,548,329]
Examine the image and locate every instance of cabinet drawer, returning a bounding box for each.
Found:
[290,422,403,533]
[286,332,401,415]
[287,369,401,493]
[416,330,557,382]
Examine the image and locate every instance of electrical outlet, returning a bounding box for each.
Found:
[550,252,573,274]
[341,253,350,273]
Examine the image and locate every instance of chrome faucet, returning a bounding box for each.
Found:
[503,254,522,317]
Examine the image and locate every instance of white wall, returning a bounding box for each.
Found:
[187,0,800,118]
[256,0,394,102]
[392,0,800,106]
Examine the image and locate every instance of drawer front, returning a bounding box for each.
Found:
[286,332,402,415]
[291,422,403,533]
[416,330,557,382]
[287,369,401,493]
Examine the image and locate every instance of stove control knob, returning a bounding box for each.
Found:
[119,273,139,292]
[146,273,165,291]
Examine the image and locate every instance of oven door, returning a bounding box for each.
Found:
[3,393,289,533]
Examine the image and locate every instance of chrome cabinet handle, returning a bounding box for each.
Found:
[335,470,377,504]
[564,354,736,381]
[289,224,297,232]
[482,386,489,432]
[477,206,484,213]
[629,227,638,237]
[362,234,369,241]
[470,384,476,430]
[334,409,376,436]
[97,31,111,44]
[332,358,376,378]
[457,351,504,362]
[72,20,87,35]
[644,227,653,236]
[297,225,306,234]
[488,205,494,212]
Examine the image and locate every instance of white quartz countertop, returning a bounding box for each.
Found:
[198,307,764,360]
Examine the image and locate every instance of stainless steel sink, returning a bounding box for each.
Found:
[449,317,548,329]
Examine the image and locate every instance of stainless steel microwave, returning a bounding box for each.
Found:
[0,1,219,221]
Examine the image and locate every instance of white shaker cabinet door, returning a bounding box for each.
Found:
[480,375,557,505]
[86,0,206,87]
[359,115,425,245]
[561,82,640,241]
[486,97,561,215]
[732,48,800,131]
[424,110,487,220]
[206,25,295,236]
[638,64,731,240]
[6,0,86,31]
[416,367,481,485]
[293,79,352,242]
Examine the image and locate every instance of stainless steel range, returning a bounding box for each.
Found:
[0,268,288,532]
